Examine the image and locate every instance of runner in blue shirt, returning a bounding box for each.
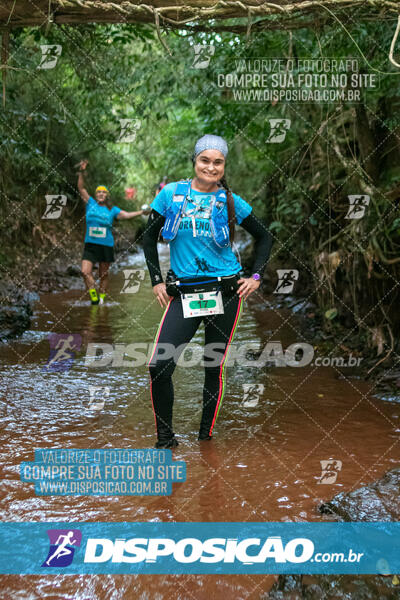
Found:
[77,159,147,304]
[143,135,274,448]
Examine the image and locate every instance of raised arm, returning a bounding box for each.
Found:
[116,209,144,220]
[77,159,90,203]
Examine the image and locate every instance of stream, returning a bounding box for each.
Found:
[1,246,399,599]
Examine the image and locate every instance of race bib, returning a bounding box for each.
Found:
[89,226,107,238]
[182,291,224,318]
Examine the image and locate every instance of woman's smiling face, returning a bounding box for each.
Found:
[194,149,225,185]
[95,189,107,203]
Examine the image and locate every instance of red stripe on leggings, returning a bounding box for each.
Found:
[208,297,243,436]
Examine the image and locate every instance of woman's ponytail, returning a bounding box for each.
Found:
[219,174,235,244]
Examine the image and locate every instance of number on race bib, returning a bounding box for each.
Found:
[182,291,224,318]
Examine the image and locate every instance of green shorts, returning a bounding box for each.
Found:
[82,242,115,264]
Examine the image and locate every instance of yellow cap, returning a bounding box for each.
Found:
[96,185,109,193]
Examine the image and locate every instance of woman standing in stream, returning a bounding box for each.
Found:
[143,135,273,448]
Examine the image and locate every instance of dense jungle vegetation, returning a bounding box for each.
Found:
[1,20,400,357]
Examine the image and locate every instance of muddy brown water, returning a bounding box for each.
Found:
[1,247,399,599]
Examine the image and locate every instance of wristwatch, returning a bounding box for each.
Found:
[252,273,261,282]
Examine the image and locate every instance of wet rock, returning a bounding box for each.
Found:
[335,367,364,380]
[264,574,399,599]
[378,369,400,381]
[24,291,40,304]
[0,305,31,340]
[0,283,38,341]
[114,228,141,253]
[264,470,400,599]
[319,468,400,521]
[264,574,303,598]
[66,264,81,277]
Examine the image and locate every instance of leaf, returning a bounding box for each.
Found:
[390,217,400,231]
[268,221,282,231]
[325,308,338,320]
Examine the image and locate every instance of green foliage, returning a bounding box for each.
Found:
[1,18,400,342]
[0,24,156,252]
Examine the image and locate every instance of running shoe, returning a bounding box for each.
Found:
[89,288,99,305]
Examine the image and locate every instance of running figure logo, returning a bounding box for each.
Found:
[274,269,299,294]
[266,119,291,143]
[43,334,82,372]
[121,269,145,294]
[242,384,265,408]
[317,459,342,484]
[88,385,110,411]
[42,529,82,567]
[192,45,215,69]
[194,257,217,275]
[345,195,370,219]
[37,45,62,69]
[117,119,141,143]
[42,195,67,220]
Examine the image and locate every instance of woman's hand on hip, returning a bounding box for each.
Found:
[153,283,171,307]
[237,277,260,300]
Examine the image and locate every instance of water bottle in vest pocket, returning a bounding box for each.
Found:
[161,181,190,242]
[210,191,230,247]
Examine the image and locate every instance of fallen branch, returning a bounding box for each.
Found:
[0,0,398,29]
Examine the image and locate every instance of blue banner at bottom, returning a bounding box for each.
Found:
[0,522,399,574]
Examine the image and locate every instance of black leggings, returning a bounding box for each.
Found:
[148,292,243,440]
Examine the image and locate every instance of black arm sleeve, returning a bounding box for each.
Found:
[142,209,166,286]
[239,211,274,277]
